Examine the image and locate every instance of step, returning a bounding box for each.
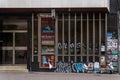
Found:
[0,65,28,72]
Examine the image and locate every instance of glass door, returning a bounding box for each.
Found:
[1,32,13,64]
[0,19,28,65]
[15,31,27,64]
[1,31,27,64]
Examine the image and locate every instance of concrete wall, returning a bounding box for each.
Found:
[0,0,109,9]
[110,0,119,14]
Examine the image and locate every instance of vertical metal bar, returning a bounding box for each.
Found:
[38,14,41,66]
[13,32,15,64]
[87,13,89,62]
[93,13,95,62]
[32,13,34,62]
[105,13,107,71]
[81,13,83,61]
[62,13,64,61]
[68,13,70,61]
[99,13,101,57]
[105,13,107,55]
[74,13,77,62]
[55,15,58,65]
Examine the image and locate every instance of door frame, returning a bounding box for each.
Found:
[2,30,27,65]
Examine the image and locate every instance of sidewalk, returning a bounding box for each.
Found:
[0,72,120,80]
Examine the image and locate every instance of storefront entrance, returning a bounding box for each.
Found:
[31,12,107,70]
[0,18,28,66]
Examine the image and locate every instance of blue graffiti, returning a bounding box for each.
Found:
[55,61,84,73]
[72,62,83,72]
[75,63,83,72]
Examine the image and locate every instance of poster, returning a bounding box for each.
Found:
[40,18,56,68]
[41,55,55,68]
[41,33,55,45]
[88,62,94,71]
[41,17,55,54]
[106,32,118,71]
[107,55,118,62]
[41,46,55,54]
[107,32,118,55]
[41,18,55,45]
[100,56,106,66]
[41,18,55,33]
[94,62,100,70]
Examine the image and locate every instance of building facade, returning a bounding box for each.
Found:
[1,0,119,72]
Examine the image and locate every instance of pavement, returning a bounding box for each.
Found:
[0,72,120,80]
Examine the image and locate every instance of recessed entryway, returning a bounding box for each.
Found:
[0,17,28,71]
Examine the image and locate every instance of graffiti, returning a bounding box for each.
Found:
[54,61,114,74]
[58,42,82,49]
[54,61,72,73]
[71,62,83,72]
[70,43,74,48]
[75,63,83,72]
[54,61,84,73]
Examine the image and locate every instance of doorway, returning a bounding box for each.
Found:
[0,19,28,65]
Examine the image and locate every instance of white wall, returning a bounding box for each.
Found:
[0,0,109,9]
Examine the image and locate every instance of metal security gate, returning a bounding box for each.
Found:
[57,12,107,63]
[31,12,107,70]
